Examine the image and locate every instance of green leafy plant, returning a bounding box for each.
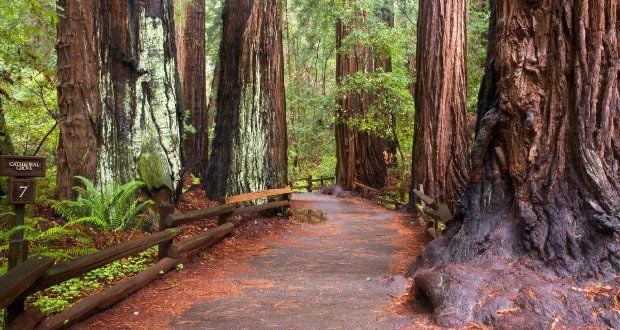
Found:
[27,249,155,315]
[0,215,96,262]
[51,176,153,232]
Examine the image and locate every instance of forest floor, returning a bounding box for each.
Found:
[74,193,435,329]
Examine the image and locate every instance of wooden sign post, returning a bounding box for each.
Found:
[0,155,46,324]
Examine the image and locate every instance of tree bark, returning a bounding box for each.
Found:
[335,4,390,190]
[205,0,288,199]
[0,103,13,156]
[56,0,184,199]
[175,0,209,179]
[409,0,469,210]
[410,0,620,327]
[55,0,100,199]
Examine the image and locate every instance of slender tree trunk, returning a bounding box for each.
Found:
[411,1,620,327]
[0,102,13,156]
[335,4,390,190]
[175,0,209,179]
[205,0,288,199]
[409,0,469,209]
[56,0,184,200]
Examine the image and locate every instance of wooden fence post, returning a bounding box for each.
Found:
[307,175,313,192]
[6,203,28,325]
[157,204,175,260]
[218,198,232,225]
[320,177,325,187]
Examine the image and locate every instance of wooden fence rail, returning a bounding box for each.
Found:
[290,176,335,191]
[0,186,293,329]
[0,256,53,309]
[353,182,408,209]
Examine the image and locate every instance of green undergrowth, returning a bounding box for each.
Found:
[26,247,157,316]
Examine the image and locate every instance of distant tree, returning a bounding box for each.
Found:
[0,105,12,156]
[409,0,469,210]
[56,0,183,201]
[411,0,619,327]
[175,0,209,179]
[335,0,392,190]
[205,0,288,198]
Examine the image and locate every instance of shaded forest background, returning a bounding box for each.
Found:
[0,0,489,192]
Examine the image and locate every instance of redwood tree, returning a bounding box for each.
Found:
[335,3,391,190]
[409,0,469,209]
[411,1,619,328]
[56,0,183,200]
[205,0,288,198]
[175,0,209,178]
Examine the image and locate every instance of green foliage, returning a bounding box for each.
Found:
[285,0,340,180]
[0,215,95,262]
[467,1,490,114]
[51,176,153,233]
[0,0,58,161]
[27,249,155,315]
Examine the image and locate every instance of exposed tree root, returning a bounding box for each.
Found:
[410,243,620,328]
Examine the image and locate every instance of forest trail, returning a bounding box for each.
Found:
[78,193,433,329]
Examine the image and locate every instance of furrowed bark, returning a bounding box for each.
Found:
[335,2,392,190]
[55,0,100,200]
[206,0,288,199]
[409,0,469,210]
[410,1,620,327]
[56,0,184,199]
[175,0,209,179]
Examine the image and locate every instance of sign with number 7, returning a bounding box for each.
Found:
[8,178,36,204]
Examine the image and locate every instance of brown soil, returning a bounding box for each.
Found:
[75,193,433,329]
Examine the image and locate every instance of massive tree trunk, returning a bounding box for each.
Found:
[335,5,390,190]
[55,0,100,199]
[56,0,183,200]
[410,1,620,328]
[409,0,469,209]
[205,0,288,199]
[175,0,209,179]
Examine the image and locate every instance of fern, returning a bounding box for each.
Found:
[50,177,153,233]
[0,216,95,262]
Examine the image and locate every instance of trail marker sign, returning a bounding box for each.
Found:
[8,179,36,204]
[0,155,46,177]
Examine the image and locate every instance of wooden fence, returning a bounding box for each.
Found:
[353,182,408,209]
[0,187,292,329]
[289,176,335,192]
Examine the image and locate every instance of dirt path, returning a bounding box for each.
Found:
[78,193,432,329]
